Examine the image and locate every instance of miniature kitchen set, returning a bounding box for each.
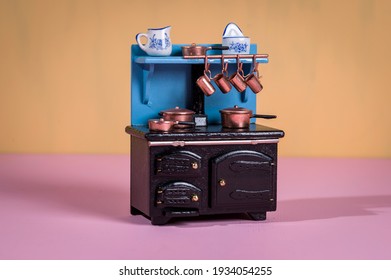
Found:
[125,23,284,225]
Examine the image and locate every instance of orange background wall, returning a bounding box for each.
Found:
[1,0,390,157]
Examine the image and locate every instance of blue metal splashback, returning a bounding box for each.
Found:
[131,44,267,125]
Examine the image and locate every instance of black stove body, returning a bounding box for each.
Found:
[126,44,284,225]
[126,125,284,225]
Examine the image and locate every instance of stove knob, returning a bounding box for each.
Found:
[218,179,226,187]
[191,162,199,169]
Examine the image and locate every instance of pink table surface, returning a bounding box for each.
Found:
[0,154,390,260]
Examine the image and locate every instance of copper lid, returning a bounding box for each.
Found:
[160,106,195,115]
[219,105,252,114]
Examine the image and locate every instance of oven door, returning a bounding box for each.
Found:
[211,150,275,209]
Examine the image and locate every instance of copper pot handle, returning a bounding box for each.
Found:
[204,56,212,80]
[252,114,276,119]
[236,55,245,77]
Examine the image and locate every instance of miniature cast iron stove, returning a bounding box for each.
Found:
[126,44,284,225]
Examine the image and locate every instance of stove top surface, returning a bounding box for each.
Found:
[126,124,284,141]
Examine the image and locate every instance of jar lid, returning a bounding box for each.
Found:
[220,105,252,114]
[160,106,195,115]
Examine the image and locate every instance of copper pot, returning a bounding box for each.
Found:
[148,118,194,132]
[159,106,195,122]
[220,105,276,128]
[182,43,228,56]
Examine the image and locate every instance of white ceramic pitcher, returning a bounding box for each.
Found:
[136,26,172,56]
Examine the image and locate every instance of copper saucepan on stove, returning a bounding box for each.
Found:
[182,43,229,56]
[148,118,195,132]
[159,106,195,128]
[220,105,276,128]
[159,106,195,122]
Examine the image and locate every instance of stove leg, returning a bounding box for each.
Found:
[247,212,267,221]
[151,216,171,225]
[130,206,142,216]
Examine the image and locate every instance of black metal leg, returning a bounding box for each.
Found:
[130,206,142,216]
[151,216,171,225]
[247,212,267,221]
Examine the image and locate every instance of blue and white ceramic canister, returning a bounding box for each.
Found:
[222,23,250,54]
[136,26,172,56]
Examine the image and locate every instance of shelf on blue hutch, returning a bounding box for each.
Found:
[134,56,269,65]
[133,43,268,64]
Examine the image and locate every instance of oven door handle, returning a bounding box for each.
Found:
[148,139,279,147]
[164,209,199,217]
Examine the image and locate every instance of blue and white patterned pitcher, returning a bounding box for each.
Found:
[136,26,172,56]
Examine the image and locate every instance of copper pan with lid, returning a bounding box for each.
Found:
[159,106,195,122]
[220,105,276,128]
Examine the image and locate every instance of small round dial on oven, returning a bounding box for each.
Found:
[218,179,226,187]
[191,162,199,169]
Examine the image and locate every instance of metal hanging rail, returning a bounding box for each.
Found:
[183,54,269,60]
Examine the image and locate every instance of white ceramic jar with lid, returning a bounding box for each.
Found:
[222,22,250,54]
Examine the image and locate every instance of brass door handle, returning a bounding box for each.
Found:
[191,162,199,169]
[218,179,226,187]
